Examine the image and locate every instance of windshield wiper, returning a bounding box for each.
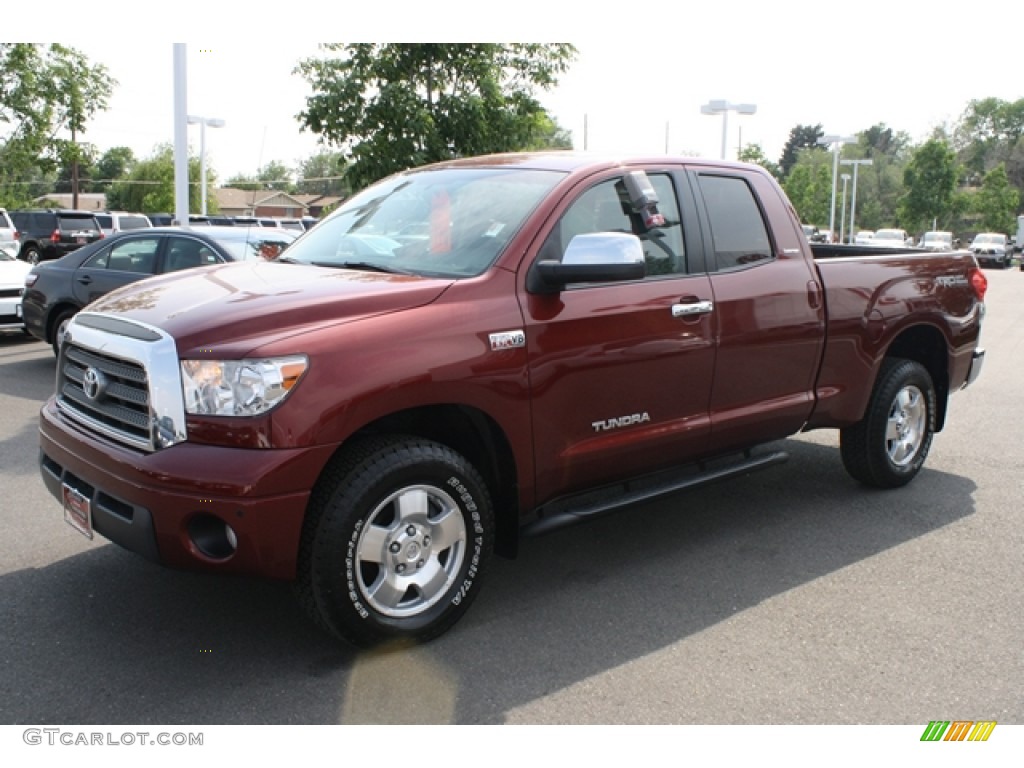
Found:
[312,260,413,275]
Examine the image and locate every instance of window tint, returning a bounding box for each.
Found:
[105,237,161,273]
[542,174,686,277]
[95,215,112,229]
[697,175,772,270]
[57,214,100,232]
[164,237,220,272]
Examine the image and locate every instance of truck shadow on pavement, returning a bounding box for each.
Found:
[1,436,976,725]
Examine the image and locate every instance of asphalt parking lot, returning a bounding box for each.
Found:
[0,268,1021,726]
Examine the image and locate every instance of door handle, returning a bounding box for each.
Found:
[672,300,713,317]
[76,275,93,285]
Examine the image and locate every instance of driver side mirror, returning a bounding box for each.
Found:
[528,232,646,294]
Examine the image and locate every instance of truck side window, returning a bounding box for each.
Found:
[697,175,773,271]
[541,174,686,277]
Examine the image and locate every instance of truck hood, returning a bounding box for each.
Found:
[85,261,453,352]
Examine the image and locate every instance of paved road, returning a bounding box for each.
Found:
[1,269,1021,725]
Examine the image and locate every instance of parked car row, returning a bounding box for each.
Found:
[3,209,320,266]
[148,213,319,231]
[21,226,299,354]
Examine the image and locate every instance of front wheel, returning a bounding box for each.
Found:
[297,436,494,647]
[840,358,936,488]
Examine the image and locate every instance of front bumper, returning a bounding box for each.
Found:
[39,397,337,579]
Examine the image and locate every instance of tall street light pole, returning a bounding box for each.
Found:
[839,173,850,244]
[818,134,855,241]
[841,158,873,244]
[701,100,757,160]
[187,114,226,215]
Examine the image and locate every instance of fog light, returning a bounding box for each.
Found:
[188,514,238,560]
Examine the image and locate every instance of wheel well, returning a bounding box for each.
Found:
[885,325,950,430]
[46,303,80,344]
[19,240,41,258]
[331,405,521,558]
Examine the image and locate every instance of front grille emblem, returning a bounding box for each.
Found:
[82,367,108,402]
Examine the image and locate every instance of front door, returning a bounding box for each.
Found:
[521,169,717,505]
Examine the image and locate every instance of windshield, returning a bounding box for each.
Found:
[284,167,563,277]
[874,230,904,241]
[973,234,1004,244]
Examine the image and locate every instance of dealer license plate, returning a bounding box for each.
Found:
[63,484,93,539]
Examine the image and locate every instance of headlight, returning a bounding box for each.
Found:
[181,356,308,416]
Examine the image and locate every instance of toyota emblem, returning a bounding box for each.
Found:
[82,367,107,402]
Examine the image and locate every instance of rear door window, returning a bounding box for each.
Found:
[695,175,773,271]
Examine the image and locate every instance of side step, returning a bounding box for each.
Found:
[522,448,789,537]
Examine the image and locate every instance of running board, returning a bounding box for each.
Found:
[522,449,789,537]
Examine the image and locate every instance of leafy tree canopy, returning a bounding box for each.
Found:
[898,139,959,232]
[296,43,577,190]
[738,142,781,179]
[0,43,115,204]
[778,124,823,177]
[227,161,295,193]
[972,163,1019,234]
[105,144,209,214]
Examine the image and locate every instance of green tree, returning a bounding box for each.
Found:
[296,150,349,196]
[105,144,207,214]
[95,146,137,185]
[738,142,781,179]
[55,143,99,193]
[778,124,823,177]
[953,98,1024,182]
[782,159,831,226]
[0,44,115,205]
[898,139,959,233]
[972,163,1019,233]
[227,161,295,193]
[296,43,577,190]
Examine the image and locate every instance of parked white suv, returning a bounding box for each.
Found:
[0,208,18,258]
[94,211,152,238]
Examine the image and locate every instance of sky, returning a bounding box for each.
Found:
[59,0,1021,185]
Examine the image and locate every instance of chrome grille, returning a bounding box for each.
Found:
[58,344,151,446]
[54,312,188,452]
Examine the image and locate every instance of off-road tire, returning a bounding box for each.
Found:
[840,358,936,488]
[296,435,494,648]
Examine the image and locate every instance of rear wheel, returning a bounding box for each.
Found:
[840,358,936,488]
[22,245,41,265]
[297,436,494,648]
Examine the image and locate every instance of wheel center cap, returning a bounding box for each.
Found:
[406,542,421,560]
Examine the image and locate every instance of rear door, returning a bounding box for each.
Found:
[521,166,717,503]
[688,167,826,454]
[72,234,164,306]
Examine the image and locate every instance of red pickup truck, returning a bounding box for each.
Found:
[37,153,987,647]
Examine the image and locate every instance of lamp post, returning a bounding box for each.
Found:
[700,100,757,160]
[187,114,226,215]
[818,134,855,243]
[841,158,874,244]
[839,173,850,244]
